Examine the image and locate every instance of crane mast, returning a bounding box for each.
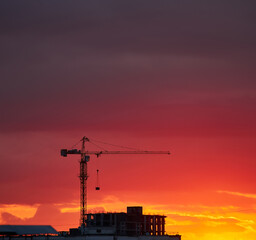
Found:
[61,136,170,230]
[80,137,89,227]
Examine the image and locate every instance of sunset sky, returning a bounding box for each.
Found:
[1,1,256,240]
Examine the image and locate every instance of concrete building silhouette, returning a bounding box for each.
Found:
[84,206,169,236]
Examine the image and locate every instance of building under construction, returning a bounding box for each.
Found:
[73,206,167,236]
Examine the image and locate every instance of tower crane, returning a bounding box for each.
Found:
[60,136,170,229]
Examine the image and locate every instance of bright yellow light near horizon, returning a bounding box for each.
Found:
[1,202,256,240]
[60,207,80,213]
[193,232,256,240]
[0,204,39,220]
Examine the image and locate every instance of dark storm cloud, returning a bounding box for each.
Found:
[1,1,256,56]
[1,0,256,134]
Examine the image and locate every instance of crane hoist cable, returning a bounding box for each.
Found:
[89,137,142,151]
[96,169,100,191]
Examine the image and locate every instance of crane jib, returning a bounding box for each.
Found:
[61,149,170,157]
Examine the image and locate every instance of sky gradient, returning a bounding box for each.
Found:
[0,1,256,240]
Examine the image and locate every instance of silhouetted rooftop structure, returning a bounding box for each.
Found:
[0,225,58,236]
[85,206,168,237]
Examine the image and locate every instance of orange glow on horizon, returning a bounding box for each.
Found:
[1,193,256,240]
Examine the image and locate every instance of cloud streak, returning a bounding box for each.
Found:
[218,190,256,200]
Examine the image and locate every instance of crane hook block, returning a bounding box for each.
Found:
[61,149,67,157]
[83,156,90,162]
